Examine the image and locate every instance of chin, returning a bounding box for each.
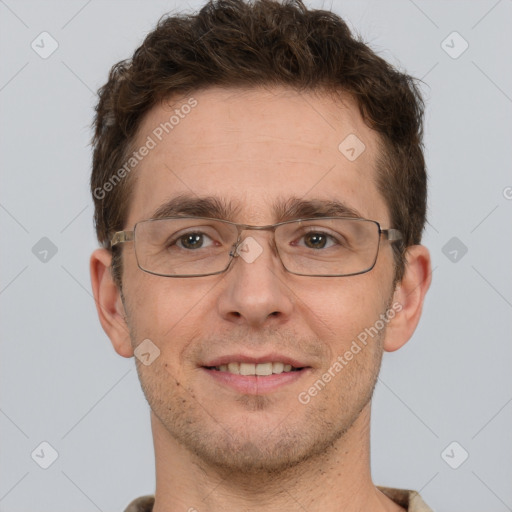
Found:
[189,435,330,475]
[163,404,351,476]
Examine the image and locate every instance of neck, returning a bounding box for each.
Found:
[150,403,404,512]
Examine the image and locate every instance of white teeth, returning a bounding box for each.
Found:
[239,363,256,375]
[227,362,240,374]
[255,362,273,376]
[272,362,284,374]
[213,361,298,375]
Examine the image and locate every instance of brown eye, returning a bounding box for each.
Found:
[303,232,329,249]
[166,231,216,250]
[179,233,205,249]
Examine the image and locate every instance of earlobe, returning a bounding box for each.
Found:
[383,245,432,352]
[90,248,134,358]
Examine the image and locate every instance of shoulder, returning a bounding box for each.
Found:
[377,485,434,512]
[123,495,155,512]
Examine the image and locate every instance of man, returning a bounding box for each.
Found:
[89,0,432,510]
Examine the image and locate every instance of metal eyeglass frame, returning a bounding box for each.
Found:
[110,216,403,278]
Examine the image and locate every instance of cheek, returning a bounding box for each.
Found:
[293,275,388,349]
[124,275,209,361]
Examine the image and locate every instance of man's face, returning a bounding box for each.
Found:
[119,87,397,473]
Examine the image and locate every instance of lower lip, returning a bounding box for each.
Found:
[202,368,310,394]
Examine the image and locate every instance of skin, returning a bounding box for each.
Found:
[91,86,431,512]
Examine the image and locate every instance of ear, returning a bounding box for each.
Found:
[90,248,134,358]
[383,245,432,352]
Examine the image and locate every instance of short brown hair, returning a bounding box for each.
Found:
[91,0,426,288]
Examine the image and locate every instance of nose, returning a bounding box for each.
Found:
[216,232,294,328]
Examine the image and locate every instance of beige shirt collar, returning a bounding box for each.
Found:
[377,486,434,512]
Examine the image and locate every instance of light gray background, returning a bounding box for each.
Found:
[1,0,511,511]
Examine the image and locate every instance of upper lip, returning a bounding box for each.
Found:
[202,353,310,368]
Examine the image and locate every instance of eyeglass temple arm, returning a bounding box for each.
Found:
[381,228,402,242]
[111,231,134,247]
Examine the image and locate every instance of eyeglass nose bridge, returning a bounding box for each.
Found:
[228,223,280,260]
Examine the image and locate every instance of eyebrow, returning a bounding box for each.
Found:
[149,194,363,223]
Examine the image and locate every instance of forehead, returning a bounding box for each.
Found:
[126,86,388,227]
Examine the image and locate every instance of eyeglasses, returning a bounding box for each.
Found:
[111,216,403,278]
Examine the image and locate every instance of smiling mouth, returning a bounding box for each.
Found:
[204,362,304,376]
